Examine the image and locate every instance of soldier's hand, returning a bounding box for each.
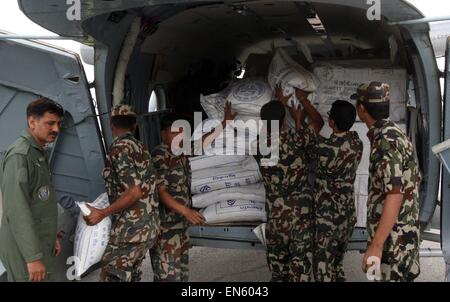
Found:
[288,105,305,125]
[294,88,311,102]
[275,84,292,106]
[223,101,237,122]
[84,205,106,226]
[55,238,62,257]
[27,260,46,282]
[362,243,382,274]
[183,208,206,225]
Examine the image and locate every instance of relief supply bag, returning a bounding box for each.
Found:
[191,156,262,194]
[192,182,266,208]
[268,48,319,92]
[73,193,111,278]
[189,154,247,172]
[201,200,267,224]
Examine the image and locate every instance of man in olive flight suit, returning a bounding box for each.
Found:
[0,98,64,282]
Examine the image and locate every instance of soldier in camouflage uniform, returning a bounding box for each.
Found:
[353,82,422,282]
[257,86,324,282]
[149,113,205,282]
[150,104,236,281]
[84,104,160,282]
[311,100,363,282]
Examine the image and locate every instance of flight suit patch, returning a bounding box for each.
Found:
[38,186,50,201]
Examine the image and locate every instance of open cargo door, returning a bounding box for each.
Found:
[0,37,105,281]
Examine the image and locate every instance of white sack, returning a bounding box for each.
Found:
[200,90,228,120]
[74,193,111,278]
[189,154,247,172]
[201,78,272,120]
[268,48,319,92]
[191,157,262,194]
[226,77,273,116]
[201,200,267,224]
[192,182,266,208]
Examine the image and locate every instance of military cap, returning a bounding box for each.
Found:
[351,81,390,104]
[111,104,137,117]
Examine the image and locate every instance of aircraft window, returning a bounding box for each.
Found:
[64,76,80,84]
[148,90,158,112]
[148,87,167,112]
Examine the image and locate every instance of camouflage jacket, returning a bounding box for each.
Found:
[367,119,421,252]
[151,143,191,230]
[257,125,317,214]
[312,131,363,224]
[103,132,160,244]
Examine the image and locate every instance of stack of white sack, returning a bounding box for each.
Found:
[193,49,320,223]
[190,156,262,195]
[312,60,408,122]
[200,49,320,131]
[189,154,267,224]
[73,193,112,278]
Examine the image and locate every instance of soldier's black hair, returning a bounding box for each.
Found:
[260,101,286,133]
[160,112,185,131]
[111,116,137,131]
[27,97,64,119]
[329,100,357,132]
[357,100,390,121]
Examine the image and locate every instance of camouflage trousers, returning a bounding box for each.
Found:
[313,209,356,282]
[379,249,420,282]
[150,227,189,282]
[379,240,420,282]
[100,240,156,282]
[370,222,421,282]
[266,199,313,282]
